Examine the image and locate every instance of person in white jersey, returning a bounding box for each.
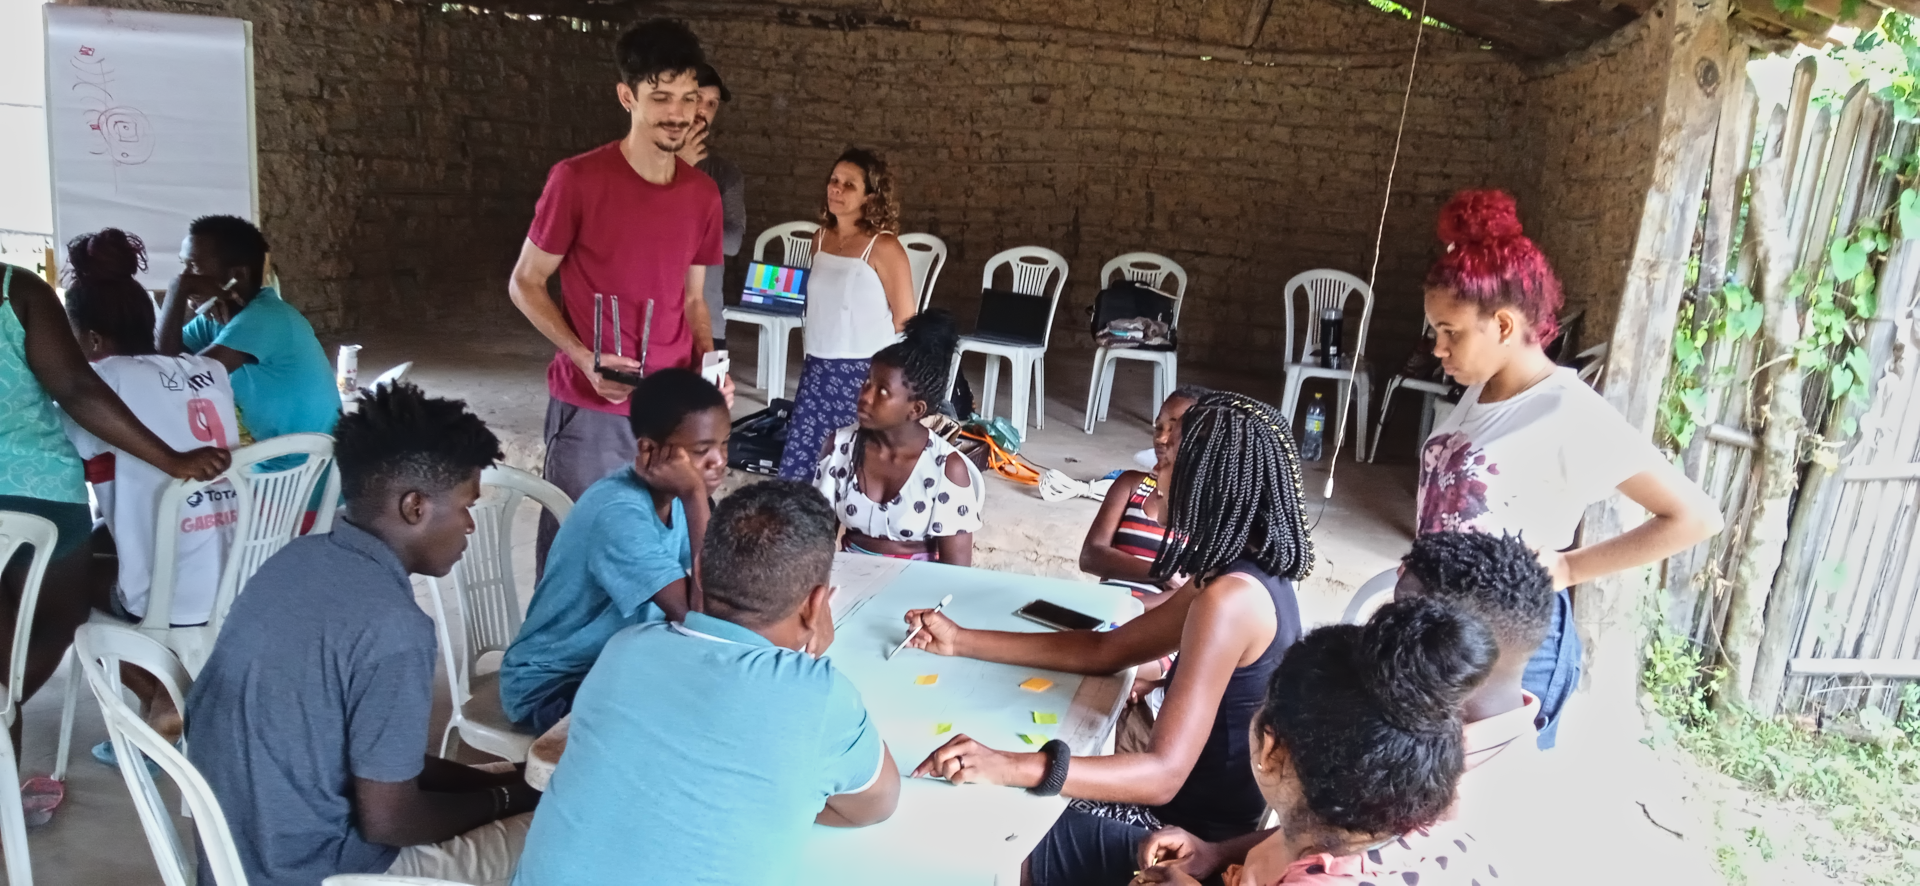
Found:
[776,148,918,480]
[60,229,241,629]
[1416,190,1723,749]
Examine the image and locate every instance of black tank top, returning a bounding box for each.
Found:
[1149,557,1302,841]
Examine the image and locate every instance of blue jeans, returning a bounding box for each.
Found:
[1521,589,1582,750]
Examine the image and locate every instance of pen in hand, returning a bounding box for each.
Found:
[889,594,952,660]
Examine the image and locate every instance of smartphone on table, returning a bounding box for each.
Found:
[1014,599,1105,632]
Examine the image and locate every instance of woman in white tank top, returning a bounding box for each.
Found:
[777,148,919,479]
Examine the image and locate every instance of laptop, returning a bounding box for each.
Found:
[968,287,1051,346]
[738,262,809,316]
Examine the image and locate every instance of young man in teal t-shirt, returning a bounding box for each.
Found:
[513,479,900,886]
[498,368,731,732]
[157,214,338,443]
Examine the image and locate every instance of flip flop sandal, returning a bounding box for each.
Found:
[93,739,161,776]
[21,777,64,828]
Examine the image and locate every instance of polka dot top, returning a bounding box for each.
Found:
[1229,822,1503,886]
[813,424,984,542]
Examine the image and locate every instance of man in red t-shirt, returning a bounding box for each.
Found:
[507,18,732,568]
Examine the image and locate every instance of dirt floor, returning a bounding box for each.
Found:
[19,321,1762,885]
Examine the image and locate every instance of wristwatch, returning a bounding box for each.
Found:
[1030,739,1071,797]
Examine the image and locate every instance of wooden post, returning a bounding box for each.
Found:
[1717,152,1806,715]
[1575,0,1733,734]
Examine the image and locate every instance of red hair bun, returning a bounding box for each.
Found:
[1437,190,1524,247]
[1425,190,1562,343]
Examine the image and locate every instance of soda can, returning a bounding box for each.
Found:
[336,344,362,395]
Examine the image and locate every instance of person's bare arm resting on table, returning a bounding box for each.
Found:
[815,747,901,827]
[906,576,1270,804]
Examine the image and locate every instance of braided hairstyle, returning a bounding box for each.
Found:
[63,228,157,356]
[854,309,960,483]
[1151,391,1315,582]
[870,309,958,415]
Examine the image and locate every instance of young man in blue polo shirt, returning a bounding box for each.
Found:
[514,479,900,885]
[186,383,539,886]
[156,214,339,443]
[498,368,730,732]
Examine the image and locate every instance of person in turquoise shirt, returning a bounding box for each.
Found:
[156,215,338,442]
[513,479,899,886]
[0,259,226,754]
[498,368,731,732]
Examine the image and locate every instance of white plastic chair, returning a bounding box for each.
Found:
[1279,270,1375,461]
[75,623,249,886]
[56,432,340,780]
[1342,567,1400,625]
[898,233,949,312]
[0,511,57,885]
[323,877,474,885]
[723,221,818,399]
[944,247,1070,440]
[426,465,573,763]
[1083,253,1188,433]
[1576,342,1609,388]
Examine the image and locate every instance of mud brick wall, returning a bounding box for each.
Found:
[81,0,620,332]
[688,1,1531,381]
[1512,15,1666,354]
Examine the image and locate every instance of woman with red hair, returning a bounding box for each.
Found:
[1417,190,1721,749]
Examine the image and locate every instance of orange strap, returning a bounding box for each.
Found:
[959,430,1041,485]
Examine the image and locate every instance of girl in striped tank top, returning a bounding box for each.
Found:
[1079,386,1210,609]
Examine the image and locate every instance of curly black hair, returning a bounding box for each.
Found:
[335,382,502,506]
[1152,391,1315,582]
[188,215,270,290]
[871,309,958,411]
[1400,531,1555,651]
[63,228,156,356]
[626,368,728,443]
[1259,598,1497,844]
[614,18,705,89]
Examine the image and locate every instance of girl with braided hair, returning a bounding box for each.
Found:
[1417,190,1720,749]
[902,391,1314,885]
[812,308,982,564]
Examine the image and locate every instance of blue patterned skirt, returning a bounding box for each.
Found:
[778,356,870,480]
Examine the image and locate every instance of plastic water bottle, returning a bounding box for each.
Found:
[1301,393,1326,462]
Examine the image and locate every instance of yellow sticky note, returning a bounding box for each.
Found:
[1032,711,1059,725]
[1020,677,1054,692]
[915,674,939,685]
[934,722,953,735]
[1019,733,1048,745]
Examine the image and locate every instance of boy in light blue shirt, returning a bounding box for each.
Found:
[498,368,730,732]
[513,479,900,886]
[156,215,338,442]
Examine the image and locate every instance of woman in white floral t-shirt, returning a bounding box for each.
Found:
[1414,190,1722,748]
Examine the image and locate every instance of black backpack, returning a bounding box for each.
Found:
[727,398,793,476]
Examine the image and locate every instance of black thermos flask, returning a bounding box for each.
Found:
[1319,308,1344,369]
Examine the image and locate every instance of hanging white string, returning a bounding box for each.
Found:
[1322,0,1429,500]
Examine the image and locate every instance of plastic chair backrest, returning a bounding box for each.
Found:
[752,221,821,269]
[979,246,1070,348]
[0,511,56,727]
[1341,567,1400,625]
[1100,252,1188,328]
[899,233,949,312]
[148,433,339,659]
[1281,269,1375,369]
[437,466,574,702]
[1576,342,1609,388]
[76,624,247,886]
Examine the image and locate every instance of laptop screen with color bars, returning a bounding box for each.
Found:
[740,262,809,314]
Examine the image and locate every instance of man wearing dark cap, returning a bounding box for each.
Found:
[680,62,746,353]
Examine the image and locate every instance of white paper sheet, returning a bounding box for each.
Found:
[827,553,909,626]
[45,7,255,288]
